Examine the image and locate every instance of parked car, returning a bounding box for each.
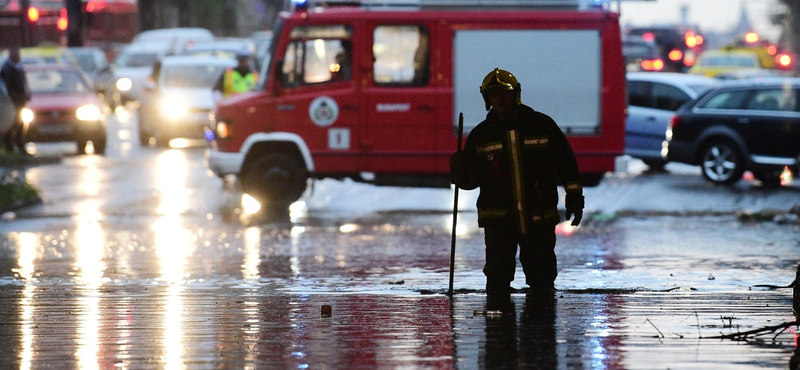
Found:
[21,64,106,154]
[623,39,663,72]
[138,56,236,147]
[111,41,171,106]
[666,78,800,186]
[625,72,718,169]
[68,46,116,108]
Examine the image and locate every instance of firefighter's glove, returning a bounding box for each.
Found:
[565,194,584,226]
[449,152,463,184]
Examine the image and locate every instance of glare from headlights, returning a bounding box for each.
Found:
[20,108,34,124]
[116,77,132,91]
[161,95,189,121]
[76,104,102,121]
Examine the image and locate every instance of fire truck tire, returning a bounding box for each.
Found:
[241,153,308,210]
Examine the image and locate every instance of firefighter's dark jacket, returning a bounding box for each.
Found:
[454,104,583,232]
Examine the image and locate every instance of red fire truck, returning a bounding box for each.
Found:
[206,0,627,210]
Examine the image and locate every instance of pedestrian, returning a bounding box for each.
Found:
[449,68,585,298]
[1,47,31,153]
[219,51,259,97]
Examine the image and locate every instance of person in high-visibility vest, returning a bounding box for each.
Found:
[222,52,258,96]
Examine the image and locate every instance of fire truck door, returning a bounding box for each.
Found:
[275,32,360,173]
[361,24,441,173]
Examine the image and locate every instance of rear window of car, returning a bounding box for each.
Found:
[115,52,158,68]
[744,89,797,111]
[700,55,758,68]
[627,80,650,108]
[699,90,750,109]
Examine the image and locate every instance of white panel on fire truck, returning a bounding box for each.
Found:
[454,29,601,135]
[309,96,340,127]
[328,128,350,150]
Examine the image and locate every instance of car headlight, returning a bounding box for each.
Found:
[160,95,189,121]
[20,108,34,124]
[76,104,102,121]
[116,77,132,91]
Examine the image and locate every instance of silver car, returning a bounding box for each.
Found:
[625,72,718,169]
[111,41,172,106]
[137,56,237,147]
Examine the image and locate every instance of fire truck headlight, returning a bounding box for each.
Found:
[160,95,189,121]
[20,108,34,124]
[115,77,132,92]
[76,104,102,121]
[216,120,231,139]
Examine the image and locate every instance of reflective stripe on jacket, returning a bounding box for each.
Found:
[223,69,258,96]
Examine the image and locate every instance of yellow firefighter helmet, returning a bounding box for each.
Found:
[480,68,522,111]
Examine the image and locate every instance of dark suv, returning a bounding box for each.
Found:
[666,78,800,186]
[627,25,704,73]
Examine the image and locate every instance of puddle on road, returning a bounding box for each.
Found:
[0,214,797,368]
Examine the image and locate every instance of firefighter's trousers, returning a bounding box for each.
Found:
[483,221,557,290]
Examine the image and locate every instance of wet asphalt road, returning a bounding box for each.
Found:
[0,108,798,369]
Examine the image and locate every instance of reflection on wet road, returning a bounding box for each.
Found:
[0,108,798,369]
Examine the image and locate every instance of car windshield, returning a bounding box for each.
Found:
[115,52,158,68]
[183,50,238,60]
[623,44,657,58]
[162,65,227,88]
[700,55,757,68]
[27,70,90,94]
[73,53,96,72]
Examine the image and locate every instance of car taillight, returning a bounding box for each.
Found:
[27,7,39,22]
[668,49,683,61]
[684,30,698,48]
[57,8,68,31]
[669,115,681,129]
[666,115,680,141]
[776,53,792,69]
[683,52,696,67]
[641,59,664,71]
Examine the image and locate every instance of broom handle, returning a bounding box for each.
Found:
[448,113,464,296]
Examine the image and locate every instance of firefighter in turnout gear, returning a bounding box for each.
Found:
[450,68,584,297]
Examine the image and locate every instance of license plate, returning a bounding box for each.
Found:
[37,123,73,135]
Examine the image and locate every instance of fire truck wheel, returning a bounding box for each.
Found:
[241,153,308,210]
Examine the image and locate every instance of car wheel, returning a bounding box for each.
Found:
[642,159,667,171]
[241,153,308,212]
[92,135,107,155]
[139,130,151,146]
[76,140,88,155]
[700,139,744,185]
[154,133,171,148]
